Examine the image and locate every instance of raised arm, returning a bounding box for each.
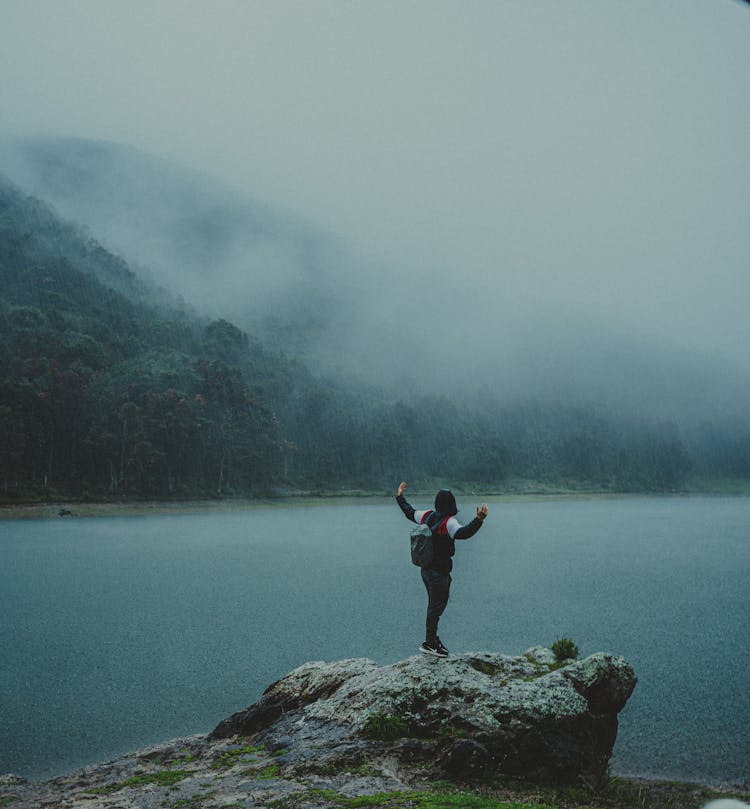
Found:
[395,481,417,522]
[452,504,489,540]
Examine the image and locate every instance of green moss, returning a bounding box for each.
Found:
[0,798,21,806]
[361,711,409,741]
[469,659,500,676]
[168,753,198,766]
[241,762,283,779]
[85,769,191,794]
[209,743,265,769]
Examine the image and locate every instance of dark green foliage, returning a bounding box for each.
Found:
[0,178,281,500]
[552,638,579,662]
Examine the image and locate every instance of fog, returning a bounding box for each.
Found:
[1,1,749,424]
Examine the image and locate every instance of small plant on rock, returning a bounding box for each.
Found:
[552,637,579,662]
[361,711,409,741]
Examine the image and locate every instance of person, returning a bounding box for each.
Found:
[396,481,488,657]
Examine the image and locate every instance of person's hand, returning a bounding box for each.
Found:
[397,481,407,497]
[477,504,488,521]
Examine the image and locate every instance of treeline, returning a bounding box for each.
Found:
[278,386,692,493]
[0,178,729,501]
[0,282,282,498]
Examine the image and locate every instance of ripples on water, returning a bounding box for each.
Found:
[1,496,748,784]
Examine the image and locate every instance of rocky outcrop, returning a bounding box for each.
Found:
[0,647,639,809]
[212,647,637,786]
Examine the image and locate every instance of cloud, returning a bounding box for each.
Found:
[1,0,749,409]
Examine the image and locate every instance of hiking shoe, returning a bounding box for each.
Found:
[420,641,449,658]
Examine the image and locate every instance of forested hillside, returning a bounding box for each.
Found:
[0,174,744,502]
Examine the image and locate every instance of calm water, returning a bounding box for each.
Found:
[1,497,748,784]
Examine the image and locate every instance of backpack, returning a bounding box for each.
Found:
[409,512,448,567]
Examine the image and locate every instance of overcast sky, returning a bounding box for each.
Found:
[1,0,749,376]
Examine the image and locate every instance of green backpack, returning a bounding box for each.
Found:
[410,522,434,567]
[410,514,448,567]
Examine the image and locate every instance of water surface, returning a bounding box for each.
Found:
[1,497,748,784]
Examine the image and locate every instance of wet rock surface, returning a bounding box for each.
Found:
[213,648,636,785]
[1,647,639,808]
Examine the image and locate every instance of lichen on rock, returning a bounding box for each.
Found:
[211,647,637,786]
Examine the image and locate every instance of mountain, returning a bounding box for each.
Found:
[1,138,747,501]
[0,134,361,366]
[0,175,288,499]
[3,134,749,432]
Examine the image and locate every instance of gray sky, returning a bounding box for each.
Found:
[1,0,749,378]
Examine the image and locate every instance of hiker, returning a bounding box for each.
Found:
[396,482,488,657]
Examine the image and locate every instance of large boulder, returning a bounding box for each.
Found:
[211,647,637,786]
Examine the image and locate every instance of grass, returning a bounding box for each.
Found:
[240,763,283,780]
[336,794,554,808]
[15,483,746,522]
[269,787,559,808]
[685,476,750,495]
[85,769,191,794]
[167,753,198,766]
[264,770,750,809]
[209,743,265,769]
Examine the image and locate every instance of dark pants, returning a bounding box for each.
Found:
[421,567,451,645]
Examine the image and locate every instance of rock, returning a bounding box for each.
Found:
[211,648,637,786]
[210,658,378,739]
[441,738,491,776]
[524,645,558,665]
[0,774,26,785]
[562,652,637,714]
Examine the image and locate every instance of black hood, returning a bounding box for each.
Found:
[434,489,458,517]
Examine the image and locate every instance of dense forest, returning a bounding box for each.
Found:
[0,175,746,502]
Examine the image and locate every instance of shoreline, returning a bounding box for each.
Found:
[8,735,747,793]
[2,487,748,521]
[3,735,747,809]
[9,748,747,795]
[0,494,394,520]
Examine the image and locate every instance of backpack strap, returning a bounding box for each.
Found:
[422,510,450,534]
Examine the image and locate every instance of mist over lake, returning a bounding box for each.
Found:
[1,497,748,786]
[2,5,750,803]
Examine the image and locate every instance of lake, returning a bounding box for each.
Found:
[1,496,748,785]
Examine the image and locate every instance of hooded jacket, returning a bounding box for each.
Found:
[396,489,484,573]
